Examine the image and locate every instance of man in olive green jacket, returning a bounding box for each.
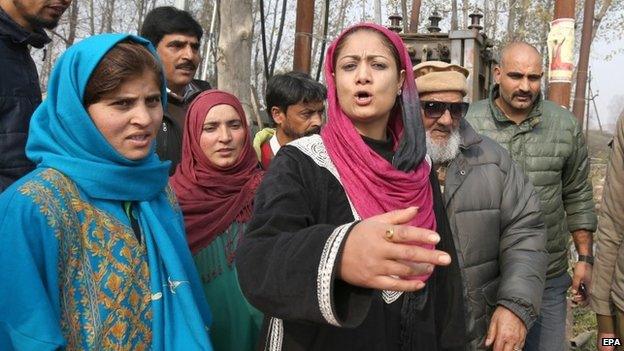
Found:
[591,115,624,351]
[466,42,597,351]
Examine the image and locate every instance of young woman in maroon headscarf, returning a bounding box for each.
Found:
[170,90,263,351]
[236,23,465,351]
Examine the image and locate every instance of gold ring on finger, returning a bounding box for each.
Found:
[385,227,395,241]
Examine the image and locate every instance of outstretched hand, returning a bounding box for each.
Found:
[338,207,452,291]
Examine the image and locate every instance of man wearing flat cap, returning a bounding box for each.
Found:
[414,61,548,351]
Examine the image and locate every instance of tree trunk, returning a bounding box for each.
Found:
[483,0,490,35]
[89,0,95,35]
[401,0,408,32]
[490,0,500,39]
[336,0,350,35]
[409,0,421,32]
[506,0,517,42]
[462,0,469,29]
[374,0,382,24]
[66,0,79,48]
[267,0,281,59]
[451,0,458,30]
[101,0,116,33]
[136,0,146,33]
[217,0,254,122]
[515,0,530,41]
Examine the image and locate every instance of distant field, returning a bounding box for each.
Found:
[587,129,613,162]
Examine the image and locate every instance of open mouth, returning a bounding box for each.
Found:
[355,91,373,105]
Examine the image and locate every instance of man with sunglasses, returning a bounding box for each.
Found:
[466,42,597,351]
[414,61,547,351]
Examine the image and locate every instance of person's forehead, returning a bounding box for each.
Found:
[501,50,542,73]
[288,100,324,113]
[160,33,199,44]
[337,31,393,58]
[204,104,241,122]
[419,91,463,102]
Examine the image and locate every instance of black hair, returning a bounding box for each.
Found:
[265,71,327,113]
[140,6,203,48]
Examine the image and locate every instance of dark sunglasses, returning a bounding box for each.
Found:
[420,101,469,120]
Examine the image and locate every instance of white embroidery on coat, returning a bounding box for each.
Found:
[290,135,403,305]
[382,290,402,304]
[265,317,283,351]
[318,223,353,326]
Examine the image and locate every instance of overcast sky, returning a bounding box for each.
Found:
[587,37,624,131]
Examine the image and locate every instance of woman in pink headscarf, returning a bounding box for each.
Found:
[236,23,465,350]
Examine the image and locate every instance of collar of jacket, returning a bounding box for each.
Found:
[458,119,482,150]
[0,7,50,48]
[487,84,543,128]
[167,80,210,106]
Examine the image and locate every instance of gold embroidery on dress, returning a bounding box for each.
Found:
[19,169,152,350]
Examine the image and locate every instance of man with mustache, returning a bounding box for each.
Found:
[466,42,597,351]
[414,61,547,351]
[0,0,71,192]
[141,6,211,174]
[253,71,326,169]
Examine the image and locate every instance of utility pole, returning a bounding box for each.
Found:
[293,0,315,73]
[585,71,591,142]
[409,0,422,33]
[547,0,575,108]
[572,0,595,125]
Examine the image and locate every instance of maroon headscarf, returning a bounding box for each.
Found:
[170,90,263,253]
[321,23,435,280]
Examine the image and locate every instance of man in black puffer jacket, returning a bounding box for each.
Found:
[0,0,71,192]
[414,61,548,350]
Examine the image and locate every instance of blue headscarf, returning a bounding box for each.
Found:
[26,33,170,200]
[26,34,213,350]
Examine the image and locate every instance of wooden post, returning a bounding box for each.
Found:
[572,0,595,125]
[293,0,315,73]
[547,0,575,108]
[409,0,422,33]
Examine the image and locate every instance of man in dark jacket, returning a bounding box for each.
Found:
[414,61,548,350]
[0,0,71,192]
[140,6,211,174]
[466,42,597,351]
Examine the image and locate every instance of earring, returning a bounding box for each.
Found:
[397,89,402,96]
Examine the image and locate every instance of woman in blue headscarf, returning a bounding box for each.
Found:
[0,34,213,351]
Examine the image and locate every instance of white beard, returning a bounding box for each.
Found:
[426,128,461,164]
